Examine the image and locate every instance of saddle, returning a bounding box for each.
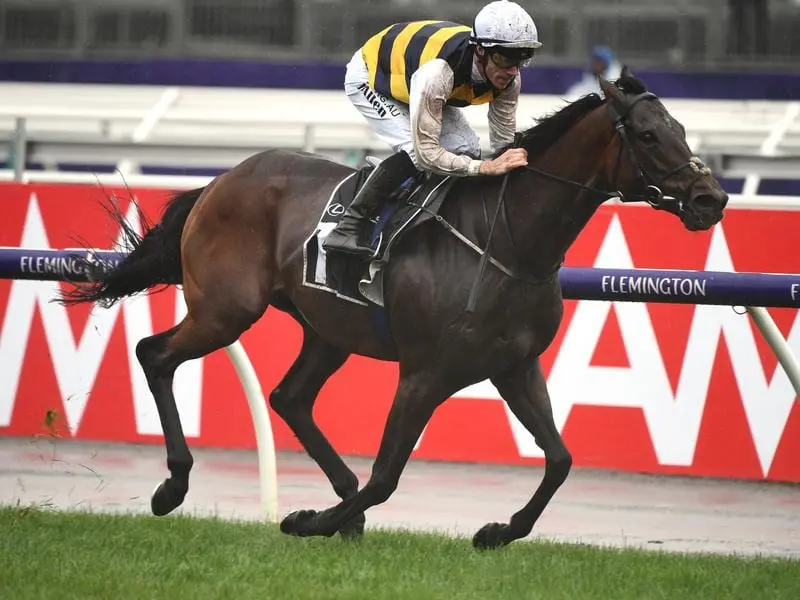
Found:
[302,158,456,307]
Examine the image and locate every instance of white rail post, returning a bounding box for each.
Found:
[116,87,181,177]
[12,117,26,182]
[746,306,800,398]
[303,123,315,153]
[223,340,279,522]
[741,101,800,197]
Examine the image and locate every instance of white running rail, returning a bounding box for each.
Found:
[224,342,279,523]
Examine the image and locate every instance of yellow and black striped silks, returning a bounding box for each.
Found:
[361,20,499,107]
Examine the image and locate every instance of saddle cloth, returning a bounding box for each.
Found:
[302,160,455,307]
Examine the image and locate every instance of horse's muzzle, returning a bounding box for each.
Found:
[681,189,728,231]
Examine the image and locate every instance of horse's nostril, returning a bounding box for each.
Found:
[693,194,721,211]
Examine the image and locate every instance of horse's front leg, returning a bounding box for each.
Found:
[473,358,573,550]
[280,371,446,538]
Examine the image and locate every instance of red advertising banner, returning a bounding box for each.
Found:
[1,182,799,481]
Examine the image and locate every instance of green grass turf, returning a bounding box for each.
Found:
[1,504,798,600]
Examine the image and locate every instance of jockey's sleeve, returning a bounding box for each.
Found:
[488,74,520,153]
[408,59,484,176]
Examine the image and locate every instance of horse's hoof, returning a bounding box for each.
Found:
[338,512,366,540]
[150,480,186,517]
[280,509,319,537]
[472,522,512,550]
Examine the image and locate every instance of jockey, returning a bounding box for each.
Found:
[323,0,540,258]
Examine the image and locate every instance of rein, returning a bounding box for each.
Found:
[455,89,713,312]
[518,91,712,218]
[466,169,512,312]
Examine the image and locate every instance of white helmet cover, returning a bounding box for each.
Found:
[471,0,542,49]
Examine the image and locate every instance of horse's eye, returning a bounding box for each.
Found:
[638,131,657,144]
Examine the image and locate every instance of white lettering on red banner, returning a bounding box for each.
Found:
[454,215,798,476]
[1,184,798,483]
[0,193,204,437]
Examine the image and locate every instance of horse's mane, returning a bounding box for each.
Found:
[492,68,648,160]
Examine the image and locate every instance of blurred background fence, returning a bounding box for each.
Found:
[0,0,798,70]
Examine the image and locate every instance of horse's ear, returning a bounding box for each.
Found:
[620,64,633,80]
[598,76,624,105]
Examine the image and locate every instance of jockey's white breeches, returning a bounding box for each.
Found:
[343,50,482,169]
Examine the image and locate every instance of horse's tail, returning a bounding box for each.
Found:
[57,187,205,308]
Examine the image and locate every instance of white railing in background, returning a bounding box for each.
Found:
[2,83,800,182]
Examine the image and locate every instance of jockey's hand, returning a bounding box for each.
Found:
[479,148,528,175]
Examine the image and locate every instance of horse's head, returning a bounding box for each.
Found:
[598,67,728,231]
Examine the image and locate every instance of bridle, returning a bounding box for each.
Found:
[460,86,716,309]
[521,89,713,219]
[606,91,713,216]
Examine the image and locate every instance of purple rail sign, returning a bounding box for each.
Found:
[1,248,800,308]
[0,248,125,283]
[560,267,800,308]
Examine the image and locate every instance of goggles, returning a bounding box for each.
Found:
[487,47,535,69]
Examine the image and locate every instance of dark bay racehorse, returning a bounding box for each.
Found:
[60,69,727,549]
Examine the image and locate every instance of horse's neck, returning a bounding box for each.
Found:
[506,109,614,276]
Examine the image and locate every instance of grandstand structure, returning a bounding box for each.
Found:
[0,0,798,68]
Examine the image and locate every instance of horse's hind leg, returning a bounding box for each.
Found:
[138,304,268,517]
[473,358,572,549]
[269,322,365,538]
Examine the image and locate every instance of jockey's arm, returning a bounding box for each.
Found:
[408,59,484,176]
[487,74,520,153]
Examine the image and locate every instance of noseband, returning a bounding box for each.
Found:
[521,89,713,218]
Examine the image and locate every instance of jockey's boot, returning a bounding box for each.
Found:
[323,150,418,259]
